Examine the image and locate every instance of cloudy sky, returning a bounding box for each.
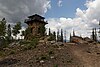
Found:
[0,0,100,39]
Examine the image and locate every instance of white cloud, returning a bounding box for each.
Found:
[57,0,63,7]
[46,0,100,40]
[0,0,100,40]
[0,0,51,25]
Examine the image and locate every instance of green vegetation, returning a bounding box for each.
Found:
[38,24,46,36]
[54,64,58,67]
[48,28,56,41]
[9,50,16,55]
[22,38,39,50]
[0,18,6,37]
[6,24,12,44]
[0,50,5,57]
[12,22,21,39]
[48,34,56,41]
[21,30,25,39]
[49,28,51,36]
[61,29,63,42]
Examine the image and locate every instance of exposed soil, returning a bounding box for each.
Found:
[0,42,100,67]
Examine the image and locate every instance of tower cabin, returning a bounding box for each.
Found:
[25,14,48,39]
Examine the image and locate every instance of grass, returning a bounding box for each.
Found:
[54,64,58,67]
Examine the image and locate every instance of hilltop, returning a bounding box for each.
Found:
[0,36,100,67]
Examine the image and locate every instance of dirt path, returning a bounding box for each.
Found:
[67,44,99,67]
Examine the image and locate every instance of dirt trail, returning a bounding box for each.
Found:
[67,44,99,67]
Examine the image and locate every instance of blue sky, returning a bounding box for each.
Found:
[45,0,87,18]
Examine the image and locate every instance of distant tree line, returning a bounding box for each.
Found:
[48,28,66,42]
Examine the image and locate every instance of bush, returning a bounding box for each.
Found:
[9,50,16,55]
[30,38,38,46]
[54,64,58,67]
[0,51,5,56]
[48,34,56,41]
[22,38,39,50]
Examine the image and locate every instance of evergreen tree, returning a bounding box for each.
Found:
[7,24,12,42]
[64,30,66,43]
[12,22,21,39]
[38,25,46,36]
[48,28,51,36]
[94,28,97,41]
[70,33,72,42]
[92,28,95,40]
[21,30,25,39]
[0,18,6,37]
[25,27,31,40]
[73,30,75,36]
[57,29,60,42]
[61,29,63,42]
[53,31,56,41]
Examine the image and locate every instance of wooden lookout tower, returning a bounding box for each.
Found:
[24,14,48,39]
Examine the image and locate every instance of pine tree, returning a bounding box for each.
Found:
[12,22,21,39]
[94,28,97,41]
[57,29,60,42]
[0,18,6,37]
[21,30,25,39]
[92,28,95,40]
[24,27,32,40]
[61,29,63,42]
[70,33,72,42]
[7,24,12,41]
[73,30,75,36]
[48,28,51,36]
[64,30,66,43]
[53,31,56,41]
[39,25,46,36]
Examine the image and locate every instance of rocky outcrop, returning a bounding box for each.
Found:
[83,37,94,43]
[70,36,94,44]
[70,36,85,44]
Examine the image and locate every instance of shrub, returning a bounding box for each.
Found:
[0,51,5,56]
[22,38,39,50]
[30,38,38,46]
[54,64,58,67]
[9,50,16,55]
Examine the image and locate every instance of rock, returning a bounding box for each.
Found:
[84,37,94,43]
[50,41,56,44]
[70,36,95,44]
[70,36,85,44]
[56,42,63,46]
[39,40,45,43]
[50,56,55,59]
[40,60,44,63]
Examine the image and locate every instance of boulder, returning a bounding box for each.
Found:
[70,36,85,44]
[84,37,94,43]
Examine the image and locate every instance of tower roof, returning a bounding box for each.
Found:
[25,14,47,24]
[28,14,45,19]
